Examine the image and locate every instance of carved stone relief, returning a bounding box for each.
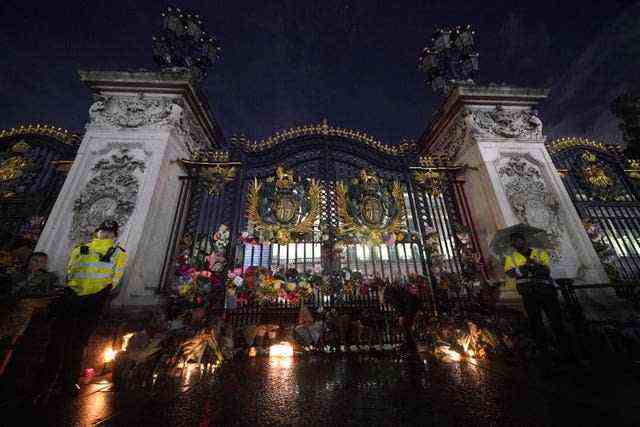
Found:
[88,93,207,154]
[71,149,146,243]
[436,114,470,161]
[471,106,543,139]
[497,155,563,257]
[88,94,183,129]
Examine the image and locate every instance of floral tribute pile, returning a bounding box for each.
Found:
[422,222,497,304]
[171,224,432,309]
[225,267,431,306]
[172,224,231,308]
[225,266,322,305]
[582,218,620,282]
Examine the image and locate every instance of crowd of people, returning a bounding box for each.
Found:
[0,220,127,401]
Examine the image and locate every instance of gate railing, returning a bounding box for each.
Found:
[164,137,483,331]
[548,137,640,281]
[222,287,433,347]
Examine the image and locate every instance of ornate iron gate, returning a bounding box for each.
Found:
[168,123,476,316]
[549,138,640,280]
[0,125,78,265]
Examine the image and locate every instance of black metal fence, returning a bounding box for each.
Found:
[223,289,432,347]
[549,139,640,281]
[0,126,77,253]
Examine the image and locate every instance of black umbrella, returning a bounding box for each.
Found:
[489,223,555,257]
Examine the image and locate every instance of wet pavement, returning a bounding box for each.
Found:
[9,352,640,426]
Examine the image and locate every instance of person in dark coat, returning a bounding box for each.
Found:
[11,252,59,296]
[384,283,421,348]
[504,232,571,360]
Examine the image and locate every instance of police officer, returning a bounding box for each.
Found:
[504,232,569,358]
[52,220,127,394]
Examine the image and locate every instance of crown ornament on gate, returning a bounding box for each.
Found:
[275,165,296,190]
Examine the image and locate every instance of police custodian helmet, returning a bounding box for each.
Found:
[96,220,119,237]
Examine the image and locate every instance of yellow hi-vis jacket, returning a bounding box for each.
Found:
[504,248,550,273]
[66,238,127,296]
[503,248,551,290]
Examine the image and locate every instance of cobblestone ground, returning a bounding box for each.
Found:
[10,352,640,427]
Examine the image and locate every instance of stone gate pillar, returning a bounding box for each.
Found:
[422,83,616,317]
[36,70,222,307]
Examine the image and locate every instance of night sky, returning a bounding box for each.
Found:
[0,0,634,144]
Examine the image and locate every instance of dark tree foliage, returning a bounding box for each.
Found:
[613,92,640,159]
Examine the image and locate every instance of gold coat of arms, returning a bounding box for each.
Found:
[246,165,321,244]
[336,169,406,245]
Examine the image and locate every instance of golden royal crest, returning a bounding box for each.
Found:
[336,169,406,245]
[246,165,321,244]
[578,150,622,200]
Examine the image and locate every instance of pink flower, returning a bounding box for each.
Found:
[206,252,226,270]
[384,233,396,246]
[198,270,212,278]
[227,268,243,279]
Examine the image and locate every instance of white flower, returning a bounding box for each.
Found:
[423,225,437,235]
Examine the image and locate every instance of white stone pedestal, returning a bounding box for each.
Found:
[422,84,624,319]
[36,70,221,307]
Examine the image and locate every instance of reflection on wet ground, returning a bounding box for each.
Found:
[11,352,640,426]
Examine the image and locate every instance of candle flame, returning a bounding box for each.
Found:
[103,347,118,363]
[269,342,293,358]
